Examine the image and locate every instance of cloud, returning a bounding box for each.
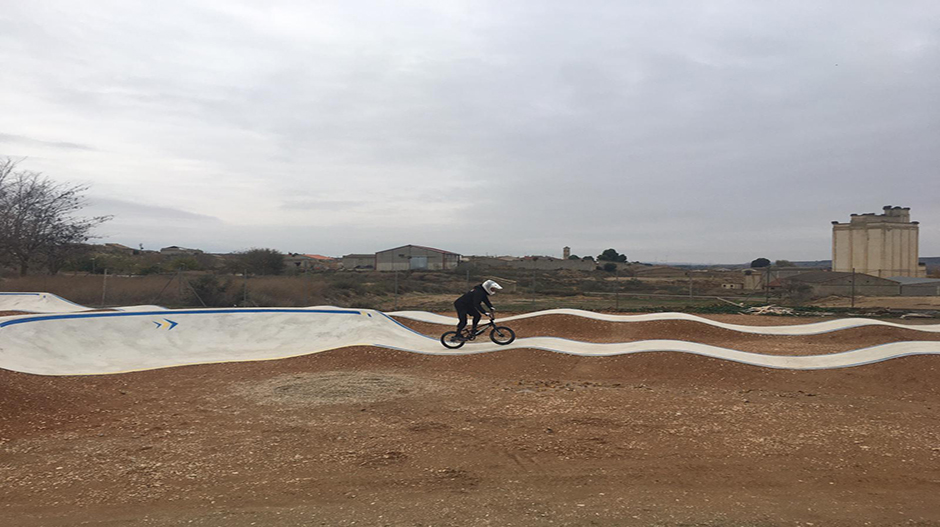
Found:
[1,0,938,261]
[0,133,95,151]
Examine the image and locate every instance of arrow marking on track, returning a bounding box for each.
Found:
[153,319,179,330]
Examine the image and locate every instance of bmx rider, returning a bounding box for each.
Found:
[453,279,502,340]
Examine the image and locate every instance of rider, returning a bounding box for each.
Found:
[453,279,502,340]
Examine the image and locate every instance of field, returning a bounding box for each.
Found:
[2,267,937,313]
[2,313,939,526]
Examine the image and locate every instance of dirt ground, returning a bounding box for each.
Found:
[1,314,940,526]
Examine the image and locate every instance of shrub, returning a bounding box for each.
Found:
[187,274,234,307]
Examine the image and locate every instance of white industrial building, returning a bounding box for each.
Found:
[831,206,927,278]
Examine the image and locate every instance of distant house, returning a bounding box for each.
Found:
[285,253,338,271]
[742,266,825,290]
[103,243,138,255]
[341,254,377,270]
[160,246,202,256]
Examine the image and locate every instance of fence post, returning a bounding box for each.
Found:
[303,267,309,307]
[615,265,620,311]
[851,268,856,308]
[531,258,537,307]
[765,267,770,303]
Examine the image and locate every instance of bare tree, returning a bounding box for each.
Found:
[0,158,111,275]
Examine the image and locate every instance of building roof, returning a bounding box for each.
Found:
[888,276,940,285]
[343,254,375,259]
[303,254,335,260]
[376,244,460,256]
[783,271,901,285]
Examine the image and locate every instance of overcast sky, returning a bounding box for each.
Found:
[1,1,938,263]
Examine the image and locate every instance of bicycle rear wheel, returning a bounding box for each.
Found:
[440,331,466,349]
[489,326,516,345]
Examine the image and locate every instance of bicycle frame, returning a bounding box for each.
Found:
[460,316,496,340]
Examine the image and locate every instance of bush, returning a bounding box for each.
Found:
[230,248,285,276]
[188,274,234,307]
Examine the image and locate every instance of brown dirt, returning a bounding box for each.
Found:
[0,311,28,317]
[1,319,940,526]
[397,313,940,355]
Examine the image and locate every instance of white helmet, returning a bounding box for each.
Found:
[482,279,502,295]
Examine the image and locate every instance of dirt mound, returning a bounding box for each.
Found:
[234,371,442,406]
[396,314,940,355]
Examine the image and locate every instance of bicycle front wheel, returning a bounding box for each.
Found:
[489,326,516,345]
[441,331,466,349]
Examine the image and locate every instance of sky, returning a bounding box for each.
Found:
[1,0,938,264]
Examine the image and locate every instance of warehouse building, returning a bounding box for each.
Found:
[779,272,940,297]
[890,277,940,296]
[374,245,461,271]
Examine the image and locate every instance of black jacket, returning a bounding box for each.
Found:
[455,284,493,314]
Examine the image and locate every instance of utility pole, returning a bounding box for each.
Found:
[688,271,693,298]
[395,271,399,310]
[101,269,108,306]
[243,269,248,306]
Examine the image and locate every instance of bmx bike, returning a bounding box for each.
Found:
[440,314,516,349]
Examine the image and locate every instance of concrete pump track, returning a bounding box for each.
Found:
[2,292,940,376]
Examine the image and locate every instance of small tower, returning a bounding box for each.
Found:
[563,246,571,259]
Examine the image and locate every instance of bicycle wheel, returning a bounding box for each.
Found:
[489,326,516,345]
[440,331,466,349]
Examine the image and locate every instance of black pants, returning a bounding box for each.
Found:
[454,301,481,334]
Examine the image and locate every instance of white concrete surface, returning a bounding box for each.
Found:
[0,292,91,313]
[388,308,940,336]
[0,292,167,313]
[2,307,940,376]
